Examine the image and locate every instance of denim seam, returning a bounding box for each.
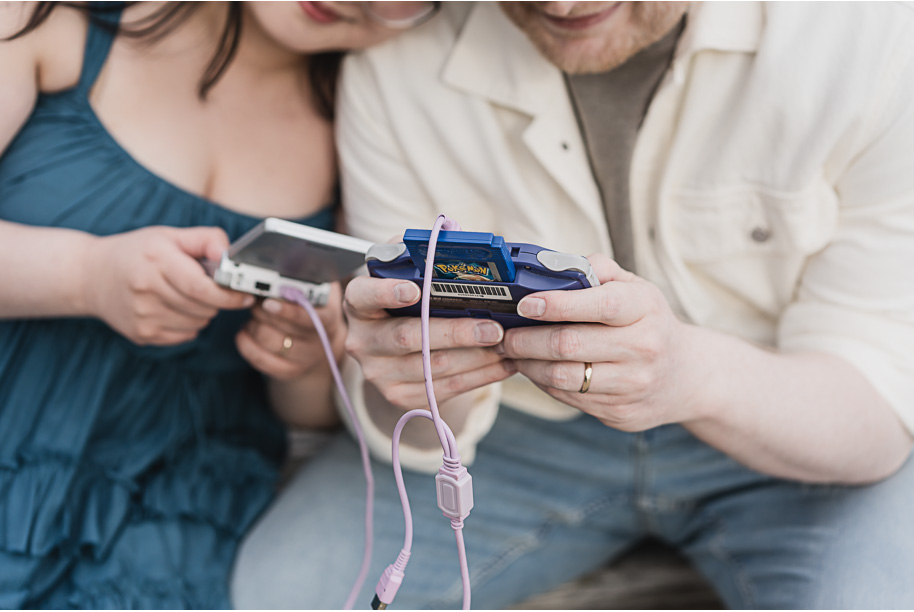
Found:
[633,433,652,534]
[552,491,634,527]
[429,493,631,607]
[704,512,756,608]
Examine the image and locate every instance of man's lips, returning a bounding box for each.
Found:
[541,2,622,31]
[298,1,342,24]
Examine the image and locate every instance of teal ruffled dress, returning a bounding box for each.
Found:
[0,8,333,609]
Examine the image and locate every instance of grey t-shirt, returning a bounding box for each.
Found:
[565,20,684,274]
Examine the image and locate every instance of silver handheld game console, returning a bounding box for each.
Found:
[205,217,372,306]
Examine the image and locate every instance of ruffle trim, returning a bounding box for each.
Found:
[0,458,129,558]
[140,443,279,537]
[0,443,278,560]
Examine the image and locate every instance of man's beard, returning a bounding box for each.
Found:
[500,2,689,75]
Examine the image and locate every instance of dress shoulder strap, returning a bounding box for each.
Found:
[74,3,125,97]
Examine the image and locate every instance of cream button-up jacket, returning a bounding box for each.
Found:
[336,2,914,473]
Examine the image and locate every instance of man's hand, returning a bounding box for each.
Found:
[502,253,704,431]
[343,276,517,411]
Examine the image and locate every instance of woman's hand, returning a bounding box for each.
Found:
[236,285,345,429]
[342,275,516,411]
[501,253,702,431]
[82,225,254,345]
[236,284,345,381]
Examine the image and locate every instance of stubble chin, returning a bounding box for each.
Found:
[503,2,689,75]
[537,30,641,74]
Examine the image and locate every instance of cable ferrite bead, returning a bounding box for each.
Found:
[436,462,474,521]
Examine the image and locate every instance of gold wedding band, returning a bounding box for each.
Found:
[579,362,593,394]
[280,335,293,355]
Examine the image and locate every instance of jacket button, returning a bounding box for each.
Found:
[751,227,771,242]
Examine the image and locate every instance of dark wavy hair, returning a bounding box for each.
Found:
[7,1,343,119]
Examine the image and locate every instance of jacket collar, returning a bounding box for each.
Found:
[438,1,765,245]
[441,3,559,117]
[442,1,765,117]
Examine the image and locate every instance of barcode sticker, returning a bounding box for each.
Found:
[430,282,513,301]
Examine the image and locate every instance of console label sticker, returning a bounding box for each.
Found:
[430,281,513,301]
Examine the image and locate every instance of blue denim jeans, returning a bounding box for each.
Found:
[231,406,914,609]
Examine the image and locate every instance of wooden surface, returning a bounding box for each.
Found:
[512,541,724,610]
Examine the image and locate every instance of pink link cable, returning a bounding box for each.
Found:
[378,214,472,610]
[423,218,473,608]
[386,409,462,605]
[279,286,374,610]
[282,213,473,610]
[420,215,464,455]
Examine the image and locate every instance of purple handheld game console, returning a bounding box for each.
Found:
[366,229,600,329]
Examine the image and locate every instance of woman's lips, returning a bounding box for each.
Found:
[298,1,342,24]
[541,2,622,31]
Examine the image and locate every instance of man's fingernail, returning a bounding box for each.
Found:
[474,321,503,344]
[518,297,546,317]
[242,295,256,308]
[394,282,420,304]
[263,298,281,313]
[503,359,518,375]
[494,342,505,355]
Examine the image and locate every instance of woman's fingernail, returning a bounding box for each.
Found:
[518,297,546,317]
[474,321,503,344]
[394,282,420,304]
[242,295,256,308]
[263,299,282,314]
[503,359,518,375]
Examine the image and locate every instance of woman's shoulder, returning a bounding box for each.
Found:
[0,2,87,95]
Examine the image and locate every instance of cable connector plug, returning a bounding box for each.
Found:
[440,217,462,231]
[436,461,474,521]
[372,549,410,609]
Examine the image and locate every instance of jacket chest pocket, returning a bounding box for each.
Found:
[669,185,838,261]
[666,184,839,315]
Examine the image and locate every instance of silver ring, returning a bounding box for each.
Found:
[280,335,293,356]
[579,362,593,394]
